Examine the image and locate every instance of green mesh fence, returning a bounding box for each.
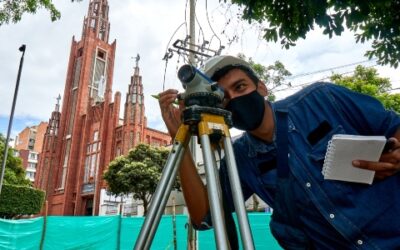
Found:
[0,217,43,250]
[0,213,281,249]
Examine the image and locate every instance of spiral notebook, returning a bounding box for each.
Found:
[322,134,386,184]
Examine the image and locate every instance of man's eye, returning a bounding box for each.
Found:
[235,83,246,91]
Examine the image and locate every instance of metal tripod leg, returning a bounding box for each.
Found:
[134,125,189,250]
[134,110,254,249]
[199,134,229,249]
[198,113,255,250]
[223,135,255,250]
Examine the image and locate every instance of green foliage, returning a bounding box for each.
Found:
[103,144,177,214]
[0,0,61,26]
[331,65,400,113]
[228,0,400,68]
[237,53,292,101]
[0,184,45,218]
[0,134,31,186]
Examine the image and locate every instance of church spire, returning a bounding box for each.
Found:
[82,0,110,42]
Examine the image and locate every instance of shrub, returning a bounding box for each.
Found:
[0,184,45,218]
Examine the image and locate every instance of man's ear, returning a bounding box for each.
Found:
[257,81,268,97]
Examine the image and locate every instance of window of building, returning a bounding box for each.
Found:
[58,140,71,189]
[97,50,105,60]
[138,95,142,104]
[29,153,37,160]
[26,172,35,179]
[73,58,82,89]
[28,163,36,169]
[89,51,107,99]
[90,18,96,28]
[78,48,83,57]
[132,94,137,104]
[130,131,134,148]
[93,131,99,141]
[146,135,150,144]
[130,108,135,123]
[83,131,101,183]
[136,132,141,144]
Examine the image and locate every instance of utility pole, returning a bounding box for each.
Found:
[188,0,197,166]
[189,0,196,65]
[161,1,223,247]
[187,1,198,249]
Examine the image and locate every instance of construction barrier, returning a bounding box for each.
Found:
[0,213,281,249]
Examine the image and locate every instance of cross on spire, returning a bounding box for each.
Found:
[135,53,140,68]
[55,94,61,112]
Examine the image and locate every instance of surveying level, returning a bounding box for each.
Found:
[134,64,255,250]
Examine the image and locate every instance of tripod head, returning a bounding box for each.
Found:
[177,64,224,108]
[176,55,254,130]
[177,64,233,130]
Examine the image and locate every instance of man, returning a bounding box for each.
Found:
[158,55,400,249]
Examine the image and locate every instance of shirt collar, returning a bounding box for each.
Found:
[242,132,275,158]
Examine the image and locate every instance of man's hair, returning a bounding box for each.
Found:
[211,65,260,85]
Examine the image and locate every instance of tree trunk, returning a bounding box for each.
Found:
[142,197,148,216]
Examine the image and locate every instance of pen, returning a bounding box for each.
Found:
[151,94,179,105]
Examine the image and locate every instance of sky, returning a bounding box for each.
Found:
[0,0,398,139]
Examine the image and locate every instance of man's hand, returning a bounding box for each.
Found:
[353,138,400,180]
[158,89,183,137]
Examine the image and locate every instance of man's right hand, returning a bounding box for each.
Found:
[158,89,183,137]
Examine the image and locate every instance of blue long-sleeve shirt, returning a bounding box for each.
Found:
[211,82,400,249]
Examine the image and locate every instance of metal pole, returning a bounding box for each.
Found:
[134,140,186,249]
[142,145,185,250]
[0,44,26,196]
[200,134,229,249]
[223,136,255,250]
[172,197,177,250]
[188,2,198,248]
[189,0,196,65]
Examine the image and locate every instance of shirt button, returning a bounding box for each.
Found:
[329,213,335,219]
[306,182,311,188]
[357,240,363,245]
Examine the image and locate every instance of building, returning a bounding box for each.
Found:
[14,121,48,182]
[35,0,171,216]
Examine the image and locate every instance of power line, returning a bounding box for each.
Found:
[161,22,186,91]
[275,63,379,93]
[287,59,376,80]
[205,0,222,48]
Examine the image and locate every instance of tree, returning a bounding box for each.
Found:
[103,144,179,215]
[331,65,400,113]
[0,0,61,26]
[0,134,31,186]
[228,0,400,68]
[238,53,292,101]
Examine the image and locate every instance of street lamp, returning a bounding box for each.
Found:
[0,44,26,195]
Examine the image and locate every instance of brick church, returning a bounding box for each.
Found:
[35,0,171,215]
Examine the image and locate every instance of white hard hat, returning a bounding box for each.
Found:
[202,55,252,79]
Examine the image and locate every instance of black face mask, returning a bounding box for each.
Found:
[225,90,265,131]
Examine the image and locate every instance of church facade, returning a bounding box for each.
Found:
[35,0,171,215]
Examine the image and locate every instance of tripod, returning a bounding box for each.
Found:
[134,104,255,250]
